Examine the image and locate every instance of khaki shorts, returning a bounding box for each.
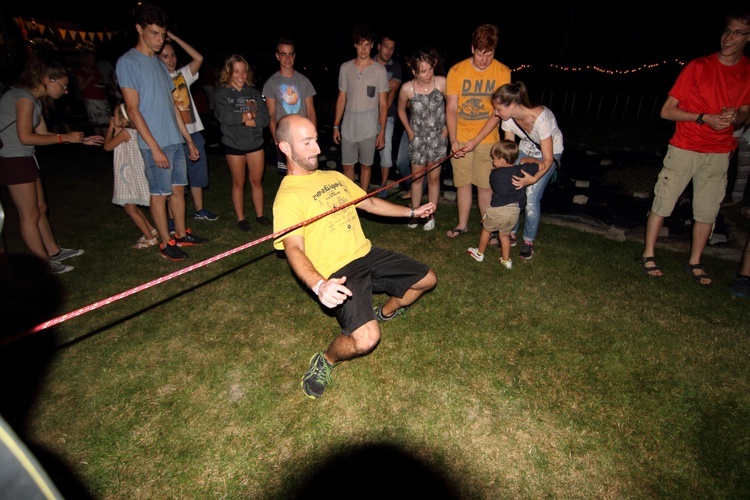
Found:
[450,143,493,189]
[482,203,520,234]
[651,145,729,224]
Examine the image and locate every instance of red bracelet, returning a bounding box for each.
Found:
[57,134,62,144]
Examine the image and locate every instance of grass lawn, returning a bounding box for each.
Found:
[0,143,748,498]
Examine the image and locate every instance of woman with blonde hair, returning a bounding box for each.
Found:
[214,55,271,231]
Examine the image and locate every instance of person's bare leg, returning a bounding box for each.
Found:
[379,269,437,317]
[322,320,381,365]
[477,186,492,221]
[7,182,48,262]
[360,164,372,192]
[151,194,170,243]
[477,228,491,255]
[226,154,247,222]
[449,184,472,235]
[124,204,156,239]
[427,164,441,207]
[410,164,425,210]
[247,150,266,218]
[642,211,665,276]
[170,185,187,238]
[342,164,356,183]
[499,233,511,262]
[190,186,204,213]
[688,221,713,285]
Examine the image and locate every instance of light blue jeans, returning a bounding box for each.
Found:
[513,152,562,242]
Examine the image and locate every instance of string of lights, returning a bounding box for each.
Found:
[512,59,686,75]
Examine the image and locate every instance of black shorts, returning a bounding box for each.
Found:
[329,246,430,335]
[224,144,263,156]
[0,156,40,185]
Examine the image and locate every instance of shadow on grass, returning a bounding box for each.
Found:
[285,442,462,499]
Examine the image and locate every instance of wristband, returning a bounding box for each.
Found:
[57,134,62,144]
[410,207,415,218]
[312,279,324,296]
[332,125,340,129]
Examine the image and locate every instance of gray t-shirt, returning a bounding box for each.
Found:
[0,87,40,158]
[262,71,316,120]
[338,60,388,143]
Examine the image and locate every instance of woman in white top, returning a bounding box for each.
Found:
[491,81,563,260]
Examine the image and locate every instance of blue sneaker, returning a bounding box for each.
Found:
[729,275,750,298]
[194,208,218,221]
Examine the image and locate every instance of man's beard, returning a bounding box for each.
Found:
[291,150,318,172]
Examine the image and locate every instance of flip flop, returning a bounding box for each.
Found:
[446,227,467,239]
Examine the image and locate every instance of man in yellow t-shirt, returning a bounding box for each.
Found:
[273,115,438,399]
[445,23,511,239]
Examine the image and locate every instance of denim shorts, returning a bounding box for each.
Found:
[140,143,188,196]
[183,132,208,188]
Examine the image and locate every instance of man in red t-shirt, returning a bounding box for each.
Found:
[640,9,750,286]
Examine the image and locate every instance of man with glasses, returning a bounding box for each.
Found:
[262,36,317,176]
[640,9,750,286]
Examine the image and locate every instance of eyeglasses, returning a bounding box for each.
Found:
[50,79,68,92]
[723,28,750,38]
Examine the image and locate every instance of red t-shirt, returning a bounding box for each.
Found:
[668,53,750,153]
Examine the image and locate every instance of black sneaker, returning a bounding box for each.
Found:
[301,352,336,399]
[519,241,534,260]
[374,305,409,322]
[238,220,251,231]
[160,240,188,261]
[256,216,272,226]
[175,229,208,247]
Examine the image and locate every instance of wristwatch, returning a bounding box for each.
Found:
[695,113,705,125]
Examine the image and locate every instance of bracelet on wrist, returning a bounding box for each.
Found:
[332,125,340,130]
[409,207,415,218]
[57,134,62,144]
[312,279,324,296]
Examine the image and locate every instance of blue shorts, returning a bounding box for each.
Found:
[183,132,209,188]
[140,143,188,196]
[329,246,431,336]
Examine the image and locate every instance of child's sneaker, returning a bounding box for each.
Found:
[499,258,513,269]
[509,233,517,247]
[467,247,484,262]
[423,217,435,231]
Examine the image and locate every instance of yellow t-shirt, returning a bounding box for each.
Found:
[446,58,511,144]
[272,170,372,278]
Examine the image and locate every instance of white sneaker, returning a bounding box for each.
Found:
[499,258,513,269]
[407,218,419,229]
[467,247,484,262]
[45,260,74,274]
[423,217,435,231]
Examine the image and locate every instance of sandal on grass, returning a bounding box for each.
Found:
[686,263,713,286]
[446,227,467,239]
[637,256,662,277]
[134,236,159,250]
